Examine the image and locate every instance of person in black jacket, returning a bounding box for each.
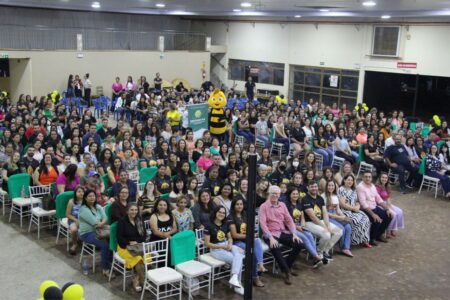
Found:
[116,203,146,292]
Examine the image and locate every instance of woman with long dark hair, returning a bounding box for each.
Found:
[191,190,216,229]
[229,198,266,287]
[78,189,111,276]
[56,164,80,195]
[149,198,177,241]
[33,153,59,186]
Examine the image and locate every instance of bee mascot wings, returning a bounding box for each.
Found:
[208,89,228,139]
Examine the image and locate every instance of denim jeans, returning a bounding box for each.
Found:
[329,219,352,250]
[234,239,264,278]
[274,137,290,151]
[238,130,255,144]
[256,135,270,148]
[293,229,318,258]
[210,241,244,280]
[314,148,334,167]
[80,231,112,270]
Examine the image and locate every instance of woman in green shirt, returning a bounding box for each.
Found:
[78,189,111,276]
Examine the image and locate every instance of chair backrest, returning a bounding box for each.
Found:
[139,167,158,184]
[8,173,31,199]
[55,191,74,219]
[437,140,445,151]
[142,239,169,270]
[160,193,170,200]
[104,202,113,225]
[101,174,110,189]
[418,156,427,175]
[195,228,209,256]
[170,230,196,266]
[189,160,197,173]
[358,144,365,162]
[269,127,275,143]
[109,221,118,252]
[29,184,52,199]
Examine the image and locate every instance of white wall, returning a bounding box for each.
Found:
[3,50,210,101]
[193,21,450,102]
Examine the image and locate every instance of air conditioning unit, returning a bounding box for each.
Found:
[371,26,401,57]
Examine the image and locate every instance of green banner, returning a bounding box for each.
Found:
[187,103,209,139]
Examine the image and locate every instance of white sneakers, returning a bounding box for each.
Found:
[234,286,245,295]
[229,274,242,289]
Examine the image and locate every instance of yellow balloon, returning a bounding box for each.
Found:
[62,284,85,300]
[40,280,59,297]
[52,90,58,95]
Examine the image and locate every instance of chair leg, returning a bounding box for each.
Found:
[8,203,13,222]
[28,214,33,233]
[434,184,438,198]
[37,216,41,239]
[109,258,114,282]
[179,280,182,300]
[207,272,211,299]
[92,250,96,273]
[122,266,126,292]
[19,206,23,228]
[79,243,84,264]
[56,224,60,244]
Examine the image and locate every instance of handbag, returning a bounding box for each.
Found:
[127,243,144,256]
[95,224,110,240]
[41,194,55,211]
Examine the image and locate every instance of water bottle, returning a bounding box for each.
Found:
[21,186,26,198]
[82,259,89,275]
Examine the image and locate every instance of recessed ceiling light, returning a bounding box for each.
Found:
[362,1,376,7]
[156,3,165,8]
[381,15,391,19]
[319,9,330,12]
[233,9,241,12]
[241,2,252,8]
[91,1,100,9]
[294,15,301,18]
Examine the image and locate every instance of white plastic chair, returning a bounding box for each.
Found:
[108,223,134,291]
[28,185,55,239]
[141,238,182,300]
[356,162,375,178]
[331,156,345,170]
[195,229,230,294]
[9,186,41,228]
[56,217,70,252]
[418,175,442,198]
[314,153,324,173]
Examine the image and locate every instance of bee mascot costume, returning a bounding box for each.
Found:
[208,89,228,141]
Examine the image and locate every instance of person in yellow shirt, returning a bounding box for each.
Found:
[166,103,181,132]
[275,94,287,105]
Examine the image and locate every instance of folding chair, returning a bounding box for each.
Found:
[141,239,183,300]
[55,191,74,252]
[195,229,230,294]
[356,162,375,178]
[28,184,55,239]
[171,231,211,299]
[331,156,345,171]
[8,174,37,228]
[109,222,134,291]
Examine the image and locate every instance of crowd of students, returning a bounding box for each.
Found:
[1,74,449,295]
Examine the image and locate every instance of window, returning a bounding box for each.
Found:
[372,26,401,57]
[289,64,359,107]
[228,59,285,86]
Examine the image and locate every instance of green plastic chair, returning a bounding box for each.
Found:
[422,126,431,138]
[189,160,197,173]
[170,230,196,266]
[410,122,417,132]
[55,191,74,251]
[418,157,427,175]
[358,144,365,163]
[160,193,170,200]
[105,202,113,225]
[8,173,31,199]
[139,166,158,184]
[109,221,118,252]
[7,173,33,227]
[437,140,445,151]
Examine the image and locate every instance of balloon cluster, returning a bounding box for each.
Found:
[0,90,8,98]
[39,280,85,300]
[433,115,441,127]
[50,90,60,104]
[354,103,369,112]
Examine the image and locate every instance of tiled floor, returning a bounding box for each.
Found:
[1,188,449,299]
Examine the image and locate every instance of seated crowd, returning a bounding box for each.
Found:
[1,74,449,295]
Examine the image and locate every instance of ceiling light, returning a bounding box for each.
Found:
[381,15,391,19]
[155,3,165,8]
[294,15,301,18]
[241,2,252,8]
[362,1,376,7]
[319,9,330,12]
[91,1,100,9]
[233,9,241,12]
